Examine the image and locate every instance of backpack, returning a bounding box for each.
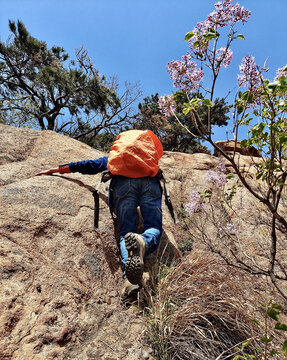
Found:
[107,130,163,178]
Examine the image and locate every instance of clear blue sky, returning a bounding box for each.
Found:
[1,0,286,143]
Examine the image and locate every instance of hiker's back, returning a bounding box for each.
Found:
[107,130,163,178]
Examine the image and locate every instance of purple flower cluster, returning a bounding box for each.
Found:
[274,66,287,81]
[158,95,177,117]
[238,55,263,94]
[205,162,227,188]
[167,53,204,91]
[208,0,251,28]
[220,222,238,235]
[165,1,251,93]
[185,191,206,216]
[189,0,251,59]
[214,47,233,68]
[224,222,238,235]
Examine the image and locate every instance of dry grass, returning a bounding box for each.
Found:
[145,250,261,360]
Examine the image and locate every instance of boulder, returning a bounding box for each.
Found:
[0,124,181,360]
[214,140,261,157]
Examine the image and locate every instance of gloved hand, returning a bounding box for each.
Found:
[35,165,71,176]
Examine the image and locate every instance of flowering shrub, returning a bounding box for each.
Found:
[167,54,204,91]
[157,94,177,117]
[185,191,206,216]
[205,161,227,188]
[161,0,287,302]
[237,55,264,97]
[274,66,287,81]
[214,47,233,68]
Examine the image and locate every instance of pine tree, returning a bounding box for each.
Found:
[135,92,230,153]
[0,20,120,131]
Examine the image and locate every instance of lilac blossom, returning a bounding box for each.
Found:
[216,161,227,173]
[220,222,238,235]
[189,21,210,59]
[238,56,263,93]
[224,222,238,235]
[188,0,251,61]
[192,0,251,37]
[167,53,204,91]
[205,162,227,188]
[166,0,251,91]
[214,47,233,68]
[209,0,251,28]
[158,95,177,117]
[185,191,206,216]
[274,66,287,81]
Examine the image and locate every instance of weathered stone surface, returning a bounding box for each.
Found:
[1,124,280,360]
[1,124,155,360]
[214,140,261,157]
[0,124,186,359]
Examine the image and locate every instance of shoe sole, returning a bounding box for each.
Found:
[125,233,144,285]
[121,284,140,304]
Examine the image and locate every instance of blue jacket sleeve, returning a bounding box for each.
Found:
[66,156,109,174]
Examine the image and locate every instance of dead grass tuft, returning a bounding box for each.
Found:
[145,250,260,360]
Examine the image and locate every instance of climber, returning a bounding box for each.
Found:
[35,129,164,299]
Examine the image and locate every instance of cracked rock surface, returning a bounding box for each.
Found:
[1,124,227,360]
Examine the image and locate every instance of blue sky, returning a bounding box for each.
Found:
[1,0,286,143]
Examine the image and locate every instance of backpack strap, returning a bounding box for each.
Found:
[93,170,115,228]
[157,169,177,225]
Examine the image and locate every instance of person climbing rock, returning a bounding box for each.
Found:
[35,129,164,300]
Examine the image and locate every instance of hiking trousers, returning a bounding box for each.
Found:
[111,176,163,273]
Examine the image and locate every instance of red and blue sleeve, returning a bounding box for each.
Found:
[61,156,109,175]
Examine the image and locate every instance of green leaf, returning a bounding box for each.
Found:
[242,339,252,348]
[237,104,244,114]
[189,98,200,106]
[267,307,279,321]
[184,31,194,41]
[250,318,260,326]
[271,304,283,311]
[261,335,273,344]
[279,134,287,146]
[183,105,191,115]
[203,31,220,41]
[275,322,287,331]
[283,340,287,354]
[270,350,279,355]
[268,81,279,90]
[237,34,245,40]
[202,99,213,107]
[240,139,248,148]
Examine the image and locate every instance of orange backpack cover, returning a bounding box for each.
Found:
[107,130,163,178]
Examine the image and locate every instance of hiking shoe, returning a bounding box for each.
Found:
[121,278,140,303]
[125,233,145,285]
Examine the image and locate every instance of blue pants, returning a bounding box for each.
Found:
[111,176,163,274]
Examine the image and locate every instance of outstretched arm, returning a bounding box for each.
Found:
[35,157,109,176]
[35,165,71,176]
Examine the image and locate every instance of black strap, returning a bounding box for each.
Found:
[92,171,109,229]
[92,189,100,229]
[161,172,177,224]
